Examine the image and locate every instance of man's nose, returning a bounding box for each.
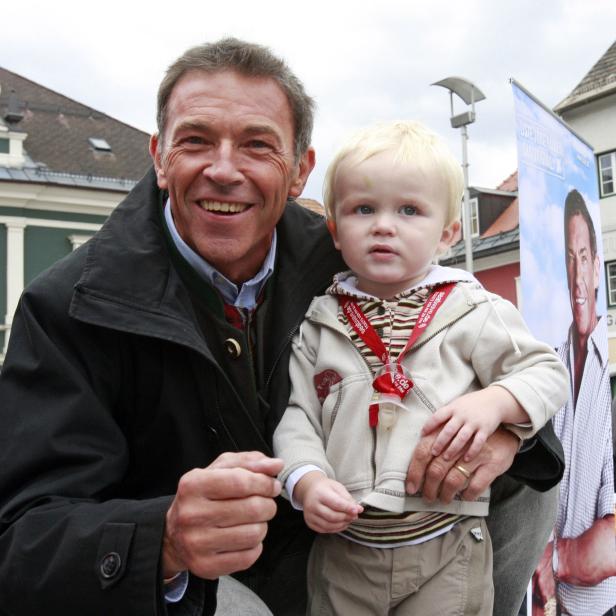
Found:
[573,258,583,281]
[203,144,243,186]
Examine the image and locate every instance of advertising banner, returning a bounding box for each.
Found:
[512,80,615,616]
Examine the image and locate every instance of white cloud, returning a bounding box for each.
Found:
[1,0,615,203]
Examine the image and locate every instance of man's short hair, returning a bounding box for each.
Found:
[156,37,315,160]
[322,120,464,225]
[564,189,597,257]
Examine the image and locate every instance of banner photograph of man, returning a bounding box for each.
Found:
[533,189,616,616]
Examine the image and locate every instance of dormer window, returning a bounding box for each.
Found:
[89,137,112,152]
[0,125,26,168]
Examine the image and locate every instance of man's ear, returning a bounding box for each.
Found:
[149,134,168,190]
[438,220,461,253]
[288,147,316,198]
[593,252,601,292]
[326,219,341,250]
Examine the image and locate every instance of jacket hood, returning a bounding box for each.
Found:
[329,264,480,299]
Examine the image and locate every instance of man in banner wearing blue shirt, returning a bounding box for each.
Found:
[533,188,616,616]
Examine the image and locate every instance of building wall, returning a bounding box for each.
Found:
[0,183,126,361]
[24,226,93,284]
[474,261,520,305]
[560,92,616,228]
[0,225,5,351]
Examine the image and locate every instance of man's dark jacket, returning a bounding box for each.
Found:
[0,169,564,615]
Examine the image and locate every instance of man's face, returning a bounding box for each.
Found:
[566,213,600,339]
[150,70,314,283]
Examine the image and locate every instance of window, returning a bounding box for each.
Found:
[469,197,480,237]
[88,137,112,152]
[606,261,616,307]
[598,151,615,197]
[0,138,9,154]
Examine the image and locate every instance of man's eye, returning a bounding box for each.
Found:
[184,136,205,145]
[356,205,373,215]
[246,140,271,149]
[401,205,417,216]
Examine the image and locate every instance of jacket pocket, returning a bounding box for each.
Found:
[322,374,374,491]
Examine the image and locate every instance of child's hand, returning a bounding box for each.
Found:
[294,471,363,533]
[421,387,525,463]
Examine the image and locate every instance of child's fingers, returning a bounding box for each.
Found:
[422,407,452,436]
[440,424,475,461]
[463,432,488,462]
[430,416,461,456]
[324,489,362,516]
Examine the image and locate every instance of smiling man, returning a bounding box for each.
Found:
[534,189,616,616]
[0,38,565,616]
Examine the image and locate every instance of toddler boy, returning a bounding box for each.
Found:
[273,121,568,615]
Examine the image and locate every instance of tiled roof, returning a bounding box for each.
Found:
[0,66,151,183]
[496,170,518,193]
[482,199,519,237]
[441,227,520,266]
[483,172,518,237]
[444,171,520,265]
[555,40,616,112]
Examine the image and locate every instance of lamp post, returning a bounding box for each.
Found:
[432,77,486,273]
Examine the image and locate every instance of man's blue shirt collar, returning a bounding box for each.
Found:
[163,199,276,309]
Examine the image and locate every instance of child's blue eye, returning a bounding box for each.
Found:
[356,205,374,215]
[401,205,417,216]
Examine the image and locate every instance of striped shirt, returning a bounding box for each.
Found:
[328,273,464,547]
[554,316,616,615]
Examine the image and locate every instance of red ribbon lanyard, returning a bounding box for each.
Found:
[338,282,456,426]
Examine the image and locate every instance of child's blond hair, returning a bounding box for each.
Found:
[323,120,464,226]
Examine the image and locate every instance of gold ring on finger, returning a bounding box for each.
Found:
[455,464,472,479]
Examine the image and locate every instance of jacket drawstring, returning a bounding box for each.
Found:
[482,289,521,356]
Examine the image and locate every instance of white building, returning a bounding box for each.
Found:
[0,67,151,362]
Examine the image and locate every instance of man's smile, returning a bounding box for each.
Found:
[199,200,250,214]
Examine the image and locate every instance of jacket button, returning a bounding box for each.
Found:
[224,338,241,358]
[100,552,121,579]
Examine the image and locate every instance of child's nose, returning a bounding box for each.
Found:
[371,212,396,234]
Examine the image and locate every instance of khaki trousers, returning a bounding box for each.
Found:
[306,517,493,616]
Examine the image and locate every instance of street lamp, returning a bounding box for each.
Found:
[432,77,486,273]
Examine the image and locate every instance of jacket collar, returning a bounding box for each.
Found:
[70,167,345,366]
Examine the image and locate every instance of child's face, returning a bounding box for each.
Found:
[328,150,459,298]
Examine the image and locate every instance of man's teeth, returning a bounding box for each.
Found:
[575,297,586,305]
[200,201,248,213]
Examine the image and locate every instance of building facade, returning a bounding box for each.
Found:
[0,67,151,361]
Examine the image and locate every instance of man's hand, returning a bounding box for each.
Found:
[532,541,556,612]
[557,516,616,586]
[162,451,283,580]
[294,471,363,534]
[406,426,519,503]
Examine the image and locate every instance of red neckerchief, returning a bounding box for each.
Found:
[338,282,456,426]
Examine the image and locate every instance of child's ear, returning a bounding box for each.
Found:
[326,219,341,250]
[438,220,461,253]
